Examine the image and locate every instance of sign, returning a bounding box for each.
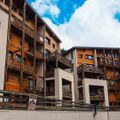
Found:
[27,95,37,110]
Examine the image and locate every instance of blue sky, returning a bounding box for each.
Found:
[28,0,86,25]
[27,0,120,49]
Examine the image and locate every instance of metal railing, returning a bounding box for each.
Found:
[46,87,55,96]
[63,88,72,98]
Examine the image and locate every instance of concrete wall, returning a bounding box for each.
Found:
[83,78,109,106]
[0,110,120,120]
[55,68,75,101]
[0,9,9,90]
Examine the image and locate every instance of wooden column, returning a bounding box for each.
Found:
[103,49,107,80]
[43,25,46,97]
[56,52,58,68]
[33,14,37,93]
[20,2,26,92]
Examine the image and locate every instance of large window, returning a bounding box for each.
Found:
[86,54,93,60]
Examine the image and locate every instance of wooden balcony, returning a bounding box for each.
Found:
[26,87,43,96]
[113,64,120,69]
[63,88,72,98]
[105,63,113,67]
[47,51,72,69]
[97,54,104,58]
[26,48,34,56]
[8,41,21,51]
[37,35,44,44]
[45,70,54,78]
[90,95,104,101]
[36,50,44,61]
[8,59,34,74]
[77,64,103,75]
[7,59,21,71]
[23,64,33,74]
[11,15,35,38]
[98,61,104,66]
[109,85,120,91]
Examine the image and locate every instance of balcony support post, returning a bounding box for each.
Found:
[56,52,58,68]
[20,2,26,92]
[103,49,107,79]
[33,14,37,93]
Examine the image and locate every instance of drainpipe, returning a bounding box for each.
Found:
[94,49,98,68]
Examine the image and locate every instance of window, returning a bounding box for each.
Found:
[8,52,13,59]
[53,43,55,49]
[28,79,33,91]
[79,54,82,58]
[16,54,21,62]
[86,54,93,60]
[45,49,51,58]
[45,37,51,45]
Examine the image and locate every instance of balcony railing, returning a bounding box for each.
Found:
[46,70,54,78]
[36,50,44,60]
[26,87,43,96]
[8,59,34,74]
[47,51,72,68]
[37,35,44,44]
[11,15,35,38]
[97,54,104,58]
[46,87,55,96]
[78,79,82,86]
[8,41,21,50]
[7,59,21,70]
[24,65,33,74]
[77,64,103,74]
[109,85,120,90]
[63,88,72,98]
[90,95,104,100]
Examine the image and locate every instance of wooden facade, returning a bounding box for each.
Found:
[64,47,120,106]
[0,0,60,95]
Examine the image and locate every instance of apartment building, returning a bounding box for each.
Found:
[0,0,46,94]
[64,47,120,106]
[0,0,75,101]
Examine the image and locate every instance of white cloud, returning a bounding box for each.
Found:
[35,0,120,49]
[32,0,60,18]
